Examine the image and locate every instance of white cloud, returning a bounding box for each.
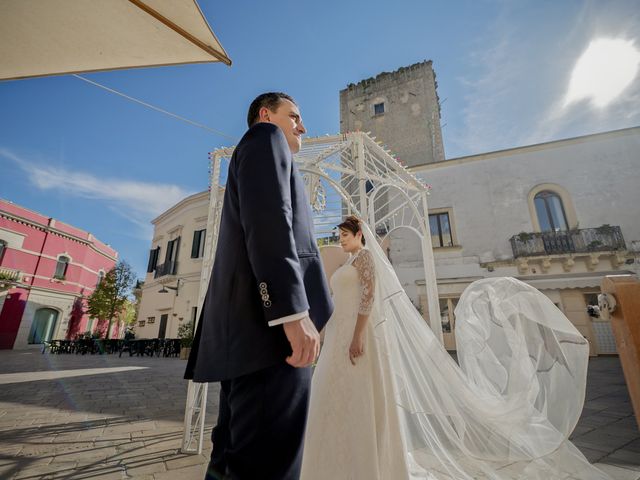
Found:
[0,148,194,235]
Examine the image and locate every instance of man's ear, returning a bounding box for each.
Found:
[258,106,270,122]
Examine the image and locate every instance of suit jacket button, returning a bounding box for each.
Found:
[264,300,272,308]
[259,282,267,289]
[260,288,268,295]
[261,294,269,301]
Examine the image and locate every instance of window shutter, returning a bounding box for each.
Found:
[173,237,180,263]
[172,237,180,274]
[198,229,206,258]
[147,249,156,272]
[191,231,200,258]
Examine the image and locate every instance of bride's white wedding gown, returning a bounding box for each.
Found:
[302,223,611,480]
[301,248,410,479]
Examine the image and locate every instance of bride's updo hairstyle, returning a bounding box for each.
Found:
[337,215,366,246]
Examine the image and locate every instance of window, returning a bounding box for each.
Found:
[164,237,180,274]
[0,240,6,262]
[191,229,206,259]
[54,255,70,279]
[96,270,105,288]
[429,213,453,248]
[147,316,156,324]
[191,306,198,324]
[534,191,569,232]
[147,247,160,273]
[373,102,385,115]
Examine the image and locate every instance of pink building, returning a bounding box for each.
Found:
[0,199,118,349]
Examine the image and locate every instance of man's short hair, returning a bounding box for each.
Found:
[247,92,296,127]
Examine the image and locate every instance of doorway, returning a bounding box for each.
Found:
[158,314,168,339]
[28,308,59,344]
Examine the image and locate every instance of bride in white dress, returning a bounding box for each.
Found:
[301,216,409,479]
[301,216,611,480]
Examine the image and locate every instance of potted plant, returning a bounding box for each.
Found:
[595,224,615,235]
[178,321,194,360]
[517,231,534,243]
[0,271,16,291]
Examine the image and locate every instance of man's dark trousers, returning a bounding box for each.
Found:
[206,363,312,480]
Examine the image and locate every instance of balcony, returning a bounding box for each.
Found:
[510,225,626,258]
[154,261,178,279]
[0,267,21,291]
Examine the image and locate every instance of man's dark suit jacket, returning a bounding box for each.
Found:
[185,122,333,382]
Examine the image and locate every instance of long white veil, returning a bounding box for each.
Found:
[360,222,610,479]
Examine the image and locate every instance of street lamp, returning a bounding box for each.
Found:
[158,278,183,295]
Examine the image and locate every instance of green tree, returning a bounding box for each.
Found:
[87,261,135,339]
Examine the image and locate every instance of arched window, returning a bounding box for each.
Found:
[28,308,59,344]
[534,191,569,232]
[96,270,105,287]
[54,255,70,279]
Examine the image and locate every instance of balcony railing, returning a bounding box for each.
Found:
[154,261,178,278]
[510,226,626,258]
[0,267,20,291]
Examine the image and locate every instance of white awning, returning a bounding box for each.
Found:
[523,276,603,290]
[519,272,636,290]
[0,0,231,81]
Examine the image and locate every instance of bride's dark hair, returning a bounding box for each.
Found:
[337,215,366,246]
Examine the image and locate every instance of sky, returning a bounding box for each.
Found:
[1,0,639,279]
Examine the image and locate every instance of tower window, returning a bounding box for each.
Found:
[373,102,385,115]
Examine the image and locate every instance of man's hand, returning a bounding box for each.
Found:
[283,316,320,368]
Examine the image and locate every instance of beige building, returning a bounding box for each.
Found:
[136,191,209,339]
[394,126,640,353]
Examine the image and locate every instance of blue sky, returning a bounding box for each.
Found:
[1,0,639,279]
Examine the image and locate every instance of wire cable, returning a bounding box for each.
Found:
[73,74,237,142]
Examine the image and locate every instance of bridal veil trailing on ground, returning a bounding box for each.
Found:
[360,222,610,479]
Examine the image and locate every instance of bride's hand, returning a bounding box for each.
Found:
[349,332,365,366]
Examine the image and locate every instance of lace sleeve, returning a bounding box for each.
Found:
[353,249,375,315]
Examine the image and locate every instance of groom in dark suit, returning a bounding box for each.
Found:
[185,92,333,480]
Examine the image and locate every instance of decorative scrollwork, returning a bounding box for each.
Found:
[312,181,326,213]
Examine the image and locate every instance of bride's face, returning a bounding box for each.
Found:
[339,228,363,253]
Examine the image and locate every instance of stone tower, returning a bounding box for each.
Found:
[339,60,445,166]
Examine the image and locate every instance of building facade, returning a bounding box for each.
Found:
[0,199,118,349]
[136,191,209,339]
[397,127,640,352]
[340,60,445,167]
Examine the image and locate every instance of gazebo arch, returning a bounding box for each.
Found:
[182,131,441,453]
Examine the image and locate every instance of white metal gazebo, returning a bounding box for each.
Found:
[182,131,441,453]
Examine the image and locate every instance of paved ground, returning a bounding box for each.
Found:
[0,350,638,479]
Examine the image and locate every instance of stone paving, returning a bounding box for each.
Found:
[0,350,637,479]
